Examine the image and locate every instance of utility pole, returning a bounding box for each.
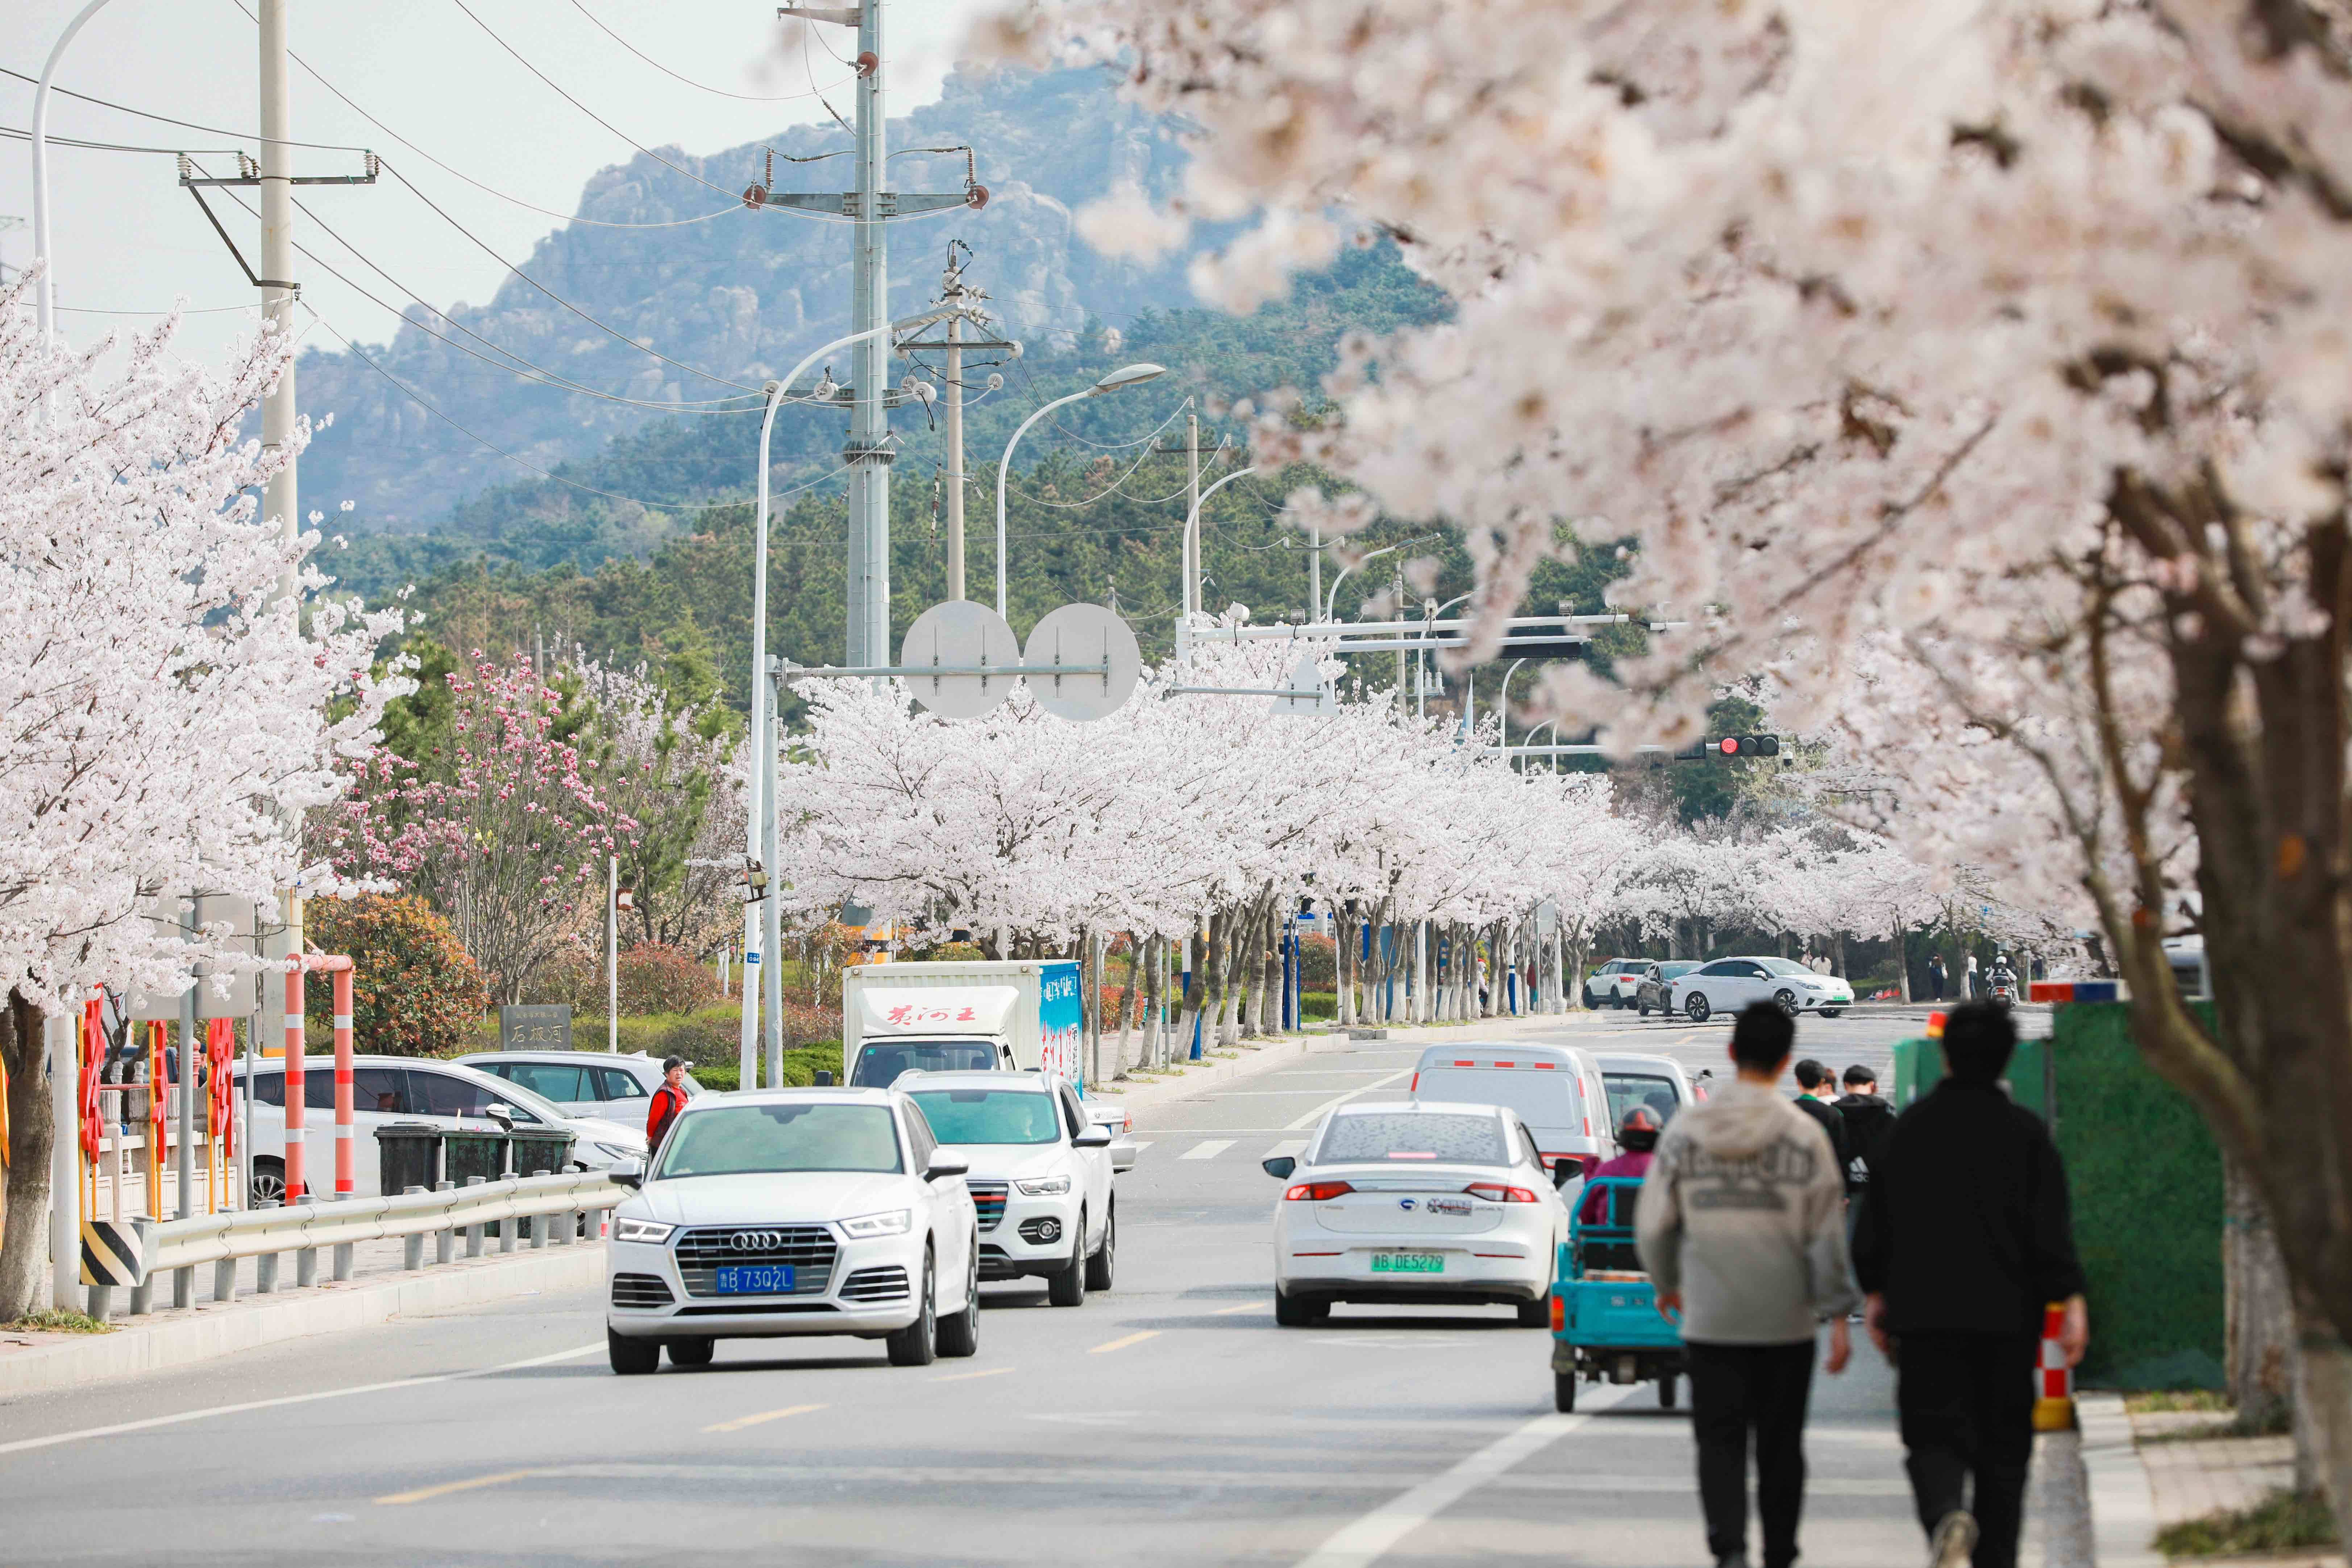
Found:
[945,304,964,602]
[1187,414,1200,625]
[259,0,299,609]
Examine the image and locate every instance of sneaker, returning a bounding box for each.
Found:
[1929,1509,1978,1568]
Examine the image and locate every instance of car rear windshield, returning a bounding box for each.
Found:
[1411,1068,1583,1132]
[655,1103,903,1178]
[851,1040,998,1087]
[1605,1073,1682,1127]
[1320,1112,1509,1166]
[906,1089,1059,1145]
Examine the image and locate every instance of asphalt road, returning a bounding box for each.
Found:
[0,1010,1970,1567]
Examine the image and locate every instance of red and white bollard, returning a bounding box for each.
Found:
[281,969,305,1204]
[2033,1300,2074,1431]
[332,964,355,1198]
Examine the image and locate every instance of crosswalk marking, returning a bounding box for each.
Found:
[1179,1140,1235,1160]
[1267,1140,1308,1160]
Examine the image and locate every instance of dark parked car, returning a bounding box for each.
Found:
[1634,961,1701,1017]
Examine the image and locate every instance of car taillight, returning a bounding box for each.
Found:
[1285,1181,1355,1201]
[1465,1182,1540,1203]
[1549,1293,1565,1331]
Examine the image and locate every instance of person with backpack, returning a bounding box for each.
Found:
[1792,1058,1851,1182]
[1832,1065,1896,1198]
[1636,1003,1857,1568]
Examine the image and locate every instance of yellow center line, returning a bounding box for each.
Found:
[1209,1301,1264,1315]
[375,1468,551,1506]
[1088,1330,1162,1355]
[932,1365,1016,1383]
[702,1401,828,1434]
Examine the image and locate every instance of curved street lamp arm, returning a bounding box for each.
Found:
[32,0,119,346]
[995,388,1093,617]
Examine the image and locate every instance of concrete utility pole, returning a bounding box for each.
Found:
[844,0,890,670]
[259,0,299,606]
[945,311,964,601]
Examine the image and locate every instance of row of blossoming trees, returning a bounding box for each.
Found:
[764,635,2027,1077]
[984,0,2352,1518]
[0,286,404,1318]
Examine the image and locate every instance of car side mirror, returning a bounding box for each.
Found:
[1072,1126,1112,1148]
[1262,1155,1296,1180]
[610,1160,643,1190]
[814,1070,834,1087]
[1551,1162,1575,1190]
[485,1103,516,1131]
[925,1155,970,1181]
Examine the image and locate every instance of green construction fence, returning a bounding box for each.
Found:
[1888,1001,2223,1390]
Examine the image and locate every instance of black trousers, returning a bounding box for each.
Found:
[1895,1332,2038,1568]
[1684,1339,1816,1568]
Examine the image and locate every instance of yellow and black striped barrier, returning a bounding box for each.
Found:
[80,1218,144,1288]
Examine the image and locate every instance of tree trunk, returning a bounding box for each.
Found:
[2290,1293,2352,1548]
[0,993,55,1322]
[1261,904,1283,1035]
[1115,938,1142,1077]
[1895,920,1913,1003]
[1335,909,1355,1028]
[2226,1157,2299,1435]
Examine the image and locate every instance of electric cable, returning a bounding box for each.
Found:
[0,65,369,150]
[1015,360,1199,449]
[563,0,842,102]
[0,123,240,155]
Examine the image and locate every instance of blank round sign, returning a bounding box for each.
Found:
[899,601,1021,719]
[1023,603,1142,721]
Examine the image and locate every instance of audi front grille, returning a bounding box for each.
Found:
[969,1181,1008,1232]
[673,1224,837,1298]
[837,1265,910,1303]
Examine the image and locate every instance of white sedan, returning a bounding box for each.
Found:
[1670,957,1855,1022]
[1263,1100,1570,1327]
[603,1087,979,1373]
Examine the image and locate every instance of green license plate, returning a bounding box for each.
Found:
[1371,1252,1445,1274]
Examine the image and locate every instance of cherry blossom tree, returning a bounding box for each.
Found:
[0,281,404,1318]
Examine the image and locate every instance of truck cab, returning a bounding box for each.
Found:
[844,985,1026,1087]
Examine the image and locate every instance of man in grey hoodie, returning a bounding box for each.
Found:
[1637,1002,1858,1568]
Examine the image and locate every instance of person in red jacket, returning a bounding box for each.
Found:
[1580,1106,1663,1224]
[645,1056,689,1154]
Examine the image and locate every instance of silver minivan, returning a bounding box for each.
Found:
[1408,1043,1614,1193]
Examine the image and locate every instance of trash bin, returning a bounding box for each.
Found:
[374,1122,444,1197]
[444,1128,511,1185]
[508,1125,576,1178]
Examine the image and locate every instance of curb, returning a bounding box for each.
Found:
[2078,1392,2163,1567]
[0,1245,606,1401]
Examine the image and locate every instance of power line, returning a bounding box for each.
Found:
[0,123,240,156]
[219,0,754,232]
[0,65,369,150]
[564,0,844,103]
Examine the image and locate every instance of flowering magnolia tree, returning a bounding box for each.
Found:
[0,281,404,1318]
[313,652,638,1003]
[992,0,2352,1509]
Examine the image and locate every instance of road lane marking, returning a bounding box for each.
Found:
[1088,1330,1162,1355]
[1292,1385,1634,1567]
[0,1340,606,1458]
[376,1468,552,1506]
[1209,1301,1264,1315]
[1266,1140,1308,1160]
[1179,1140,1234,1160]
[931,1366,1015,1383]
[1127,1140,1154,1153]
[702,1402,827,1434]
[1283,1069,1414,1131]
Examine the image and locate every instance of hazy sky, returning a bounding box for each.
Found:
[2,0,968,368]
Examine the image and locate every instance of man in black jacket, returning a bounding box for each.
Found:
[1853,1003,2088,1568]
[1833,1065,1896,1197]
[1791,1058,1850,1179]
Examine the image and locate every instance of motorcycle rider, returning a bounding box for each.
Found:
[1986,955,2020,1003]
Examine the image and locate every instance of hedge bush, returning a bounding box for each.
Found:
[304,894,488,1057]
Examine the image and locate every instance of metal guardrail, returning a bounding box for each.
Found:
[142,1170,621,1276]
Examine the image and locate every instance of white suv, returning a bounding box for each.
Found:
[457,1050,703,1120]
[898,1072,1116,1305]
[1582,959,1646,1009]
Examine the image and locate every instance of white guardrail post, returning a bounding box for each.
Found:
[129,1172,621,1297]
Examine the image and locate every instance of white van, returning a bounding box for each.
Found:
[1408,1043,1614,1189]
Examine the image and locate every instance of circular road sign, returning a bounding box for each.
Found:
[899,600,1021,720]
[1022,603,1142,722]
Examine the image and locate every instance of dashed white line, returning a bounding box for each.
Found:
[1179,1139,1235,1160]
[1266,1140,1308,1161]
[1283,1069,1415,1131]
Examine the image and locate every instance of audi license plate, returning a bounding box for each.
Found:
[714,1264,795,1294]
[1370,1253,1445,1274]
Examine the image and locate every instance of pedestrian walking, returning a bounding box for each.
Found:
[1791,1058,1851,1181]
[1853,1003,2089,1568]
[1832,1066,1896,1198]
[1928,955,1947,1002]
[646,1056,690,1155]
[1636,1003,1857,1568]
[1963,953,1979,999]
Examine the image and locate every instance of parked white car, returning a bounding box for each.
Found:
[1669,957,1855,1022]
[1581,958,1647,1009]
[457,1049,703,1121]
[898,1072,1115,1305]
[1264,1101,1570,1327]
[233,1056,649,1203]
[603,1087,980,1373]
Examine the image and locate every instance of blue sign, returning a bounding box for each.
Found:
[1038,961,1085,1091]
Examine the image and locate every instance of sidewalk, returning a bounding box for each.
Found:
[2064,1391,2344,1567]
[0,1226,605,1400]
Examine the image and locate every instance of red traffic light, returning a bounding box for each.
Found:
[1718,736,1738,755]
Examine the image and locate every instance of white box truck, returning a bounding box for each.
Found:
[841,959,1086,1091]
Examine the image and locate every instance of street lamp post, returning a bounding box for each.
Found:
[1178,466,1259,653]
[994,363,1168,618]
[29,0,117,347]
[1496,657,1529,762]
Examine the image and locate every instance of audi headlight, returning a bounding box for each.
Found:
[592,1141,643,1162]
[614,1217,674,1244]
[1015,1176,1071,1196]
[840,1209,913,1238]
